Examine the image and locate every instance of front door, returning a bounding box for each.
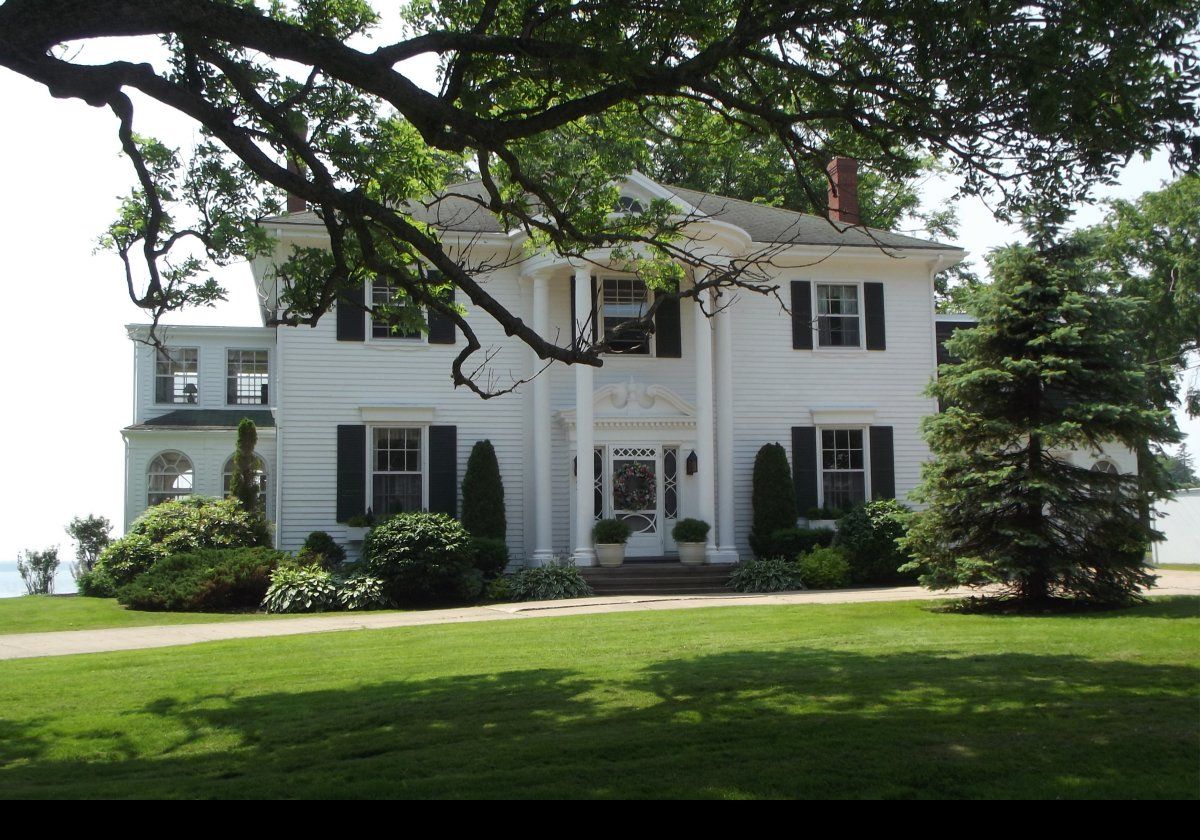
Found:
[610,446,664,557]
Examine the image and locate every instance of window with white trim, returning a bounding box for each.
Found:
[147,451,194,506]
[816,284,861,347]
[601,277,651,354]
[371,427,424,516]
[223,454,268,512]
[616,195,644,214]
[820,428,867,510]
[155,347,199,404]
[371,278,423,340]
[226,349,269,405]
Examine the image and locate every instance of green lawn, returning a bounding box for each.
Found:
[1,597,1197,799]
[0,596,305,634]
[1156,564,1200,572]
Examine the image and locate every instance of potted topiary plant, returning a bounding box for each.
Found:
[593,518,631,567]
[671,518,710,565]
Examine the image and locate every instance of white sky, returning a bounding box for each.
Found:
[0,35,1195,561]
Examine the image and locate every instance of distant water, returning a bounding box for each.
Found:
[0,561,77,598]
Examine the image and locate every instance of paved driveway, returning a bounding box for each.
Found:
[1,570,1196,661]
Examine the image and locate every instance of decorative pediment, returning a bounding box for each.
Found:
[558,379,696,439]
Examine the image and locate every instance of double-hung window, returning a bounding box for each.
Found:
[371,278,423,340]
[820,428,867,510]
[816,284,861,348]
[371,427,424,516]
[601,277,652,354]
[226,349,269,405]
[155,347,199,404]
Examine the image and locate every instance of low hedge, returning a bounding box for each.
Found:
[758,527,836,561]
[116,547,287,612]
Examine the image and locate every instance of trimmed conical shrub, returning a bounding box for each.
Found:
[461,440,506,539]
[749,442,797,556]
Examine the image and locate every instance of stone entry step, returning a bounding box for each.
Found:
[580,562,735,595]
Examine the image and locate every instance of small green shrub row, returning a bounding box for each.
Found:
[757,527,836,561]
[116,547,287,612]
[728,557,804,592]
[505,563,594,601]
[260,564,390,613]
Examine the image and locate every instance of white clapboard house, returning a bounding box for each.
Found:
[121,161,1134,565]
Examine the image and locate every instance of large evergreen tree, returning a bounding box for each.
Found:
[903,240,1180,606]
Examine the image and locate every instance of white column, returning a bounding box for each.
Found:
[572,266,597,566]
[692,281,718,559]
[531,274,554,565]
[712,291,739,563]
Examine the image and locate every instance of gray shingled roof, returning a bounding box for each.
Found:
[264,176,959,251]
[127,410,275,431]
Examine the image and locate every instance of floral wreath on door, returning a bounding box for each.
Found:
[612,461,656,511]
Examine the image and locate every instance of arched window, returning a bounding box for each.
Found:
[148,451,194,507]
[616,195,644,214]
[223,453,268,512]
[1092,459,1119,475]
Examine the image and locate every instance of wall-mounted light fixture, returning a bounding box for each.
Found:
[686,450,699,475]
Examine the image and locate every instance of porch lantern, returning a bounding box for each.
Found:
[686,450,699,475]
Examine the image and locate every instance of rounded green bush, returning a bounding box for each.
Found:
[363,512,480,604]
[299,531,347,569]
[797,546,851,589]
[471,536,510,579]
[262,563,339,614]
[116,547,287,611]
[834,499,916,585]
[91,497,270,589]
[671,518,710,543]
[593,518,631,544]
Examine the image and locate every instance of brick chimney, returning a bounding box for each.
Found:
[286,157,307,214]
[826,157,860,225]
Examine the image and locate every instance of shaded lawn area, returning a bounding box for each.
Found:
[0,596,402,635]
[1,597,1197,799]
[1156,564,1200,572]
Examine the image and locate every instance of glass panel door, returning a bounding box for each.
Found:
[611,446,664,556]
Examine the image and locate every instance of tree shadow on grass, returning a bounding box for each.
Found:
[1,650,1196,799]
[924,595,1199,620]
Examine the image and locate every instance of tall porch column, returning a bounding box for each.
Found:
[531,273,554,565]
[713,290,739,563]
[692,280,718,559]
[572,266,597,566]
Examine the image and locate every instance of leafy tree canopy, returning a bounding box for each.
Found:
[1,0,1196,395]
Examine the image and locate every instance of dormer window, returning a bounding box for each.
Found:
[155,347,199,404]
[616,195,644,214]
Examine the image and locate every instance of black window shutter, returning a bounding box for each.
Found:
[428,425,458,516]
[791,281,813,349]
[864,282,886,350]
[428,281,456,344]
[336,425,367,522]
[791,426,819,512]
[869,425,895,499]
[336,283,366,342]
[590,275,600,342]
[654,295,682,358]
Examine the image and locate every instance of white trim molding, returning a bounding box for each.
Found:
[359,406,436,424]
[808,406,878,426]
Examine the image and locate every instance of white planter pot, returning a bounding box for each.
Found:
[345,526,370,543]
[595,543,626,568]
[805,519,838,531]
[677,542,707,566]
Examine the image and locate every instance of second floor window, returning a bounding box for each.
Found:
[155,347,199,404]
[227,349,269,405]
[371,278,423,340]
[601,278,651,354]
[816,284,861,347]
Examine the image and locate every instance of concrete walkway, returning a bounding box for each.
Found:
[2,570,1196,662]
